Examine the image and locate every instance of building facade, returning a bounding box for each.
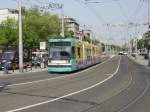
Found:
[0,8,18,23]
[64,16,79,38]
[143,31,150,40]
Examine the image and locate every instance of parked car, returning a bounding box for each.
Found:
[123,52,128,55]
[0,49,32,70]
[144,54,149,60]
[132,53,136,57]
[118,51,124,55]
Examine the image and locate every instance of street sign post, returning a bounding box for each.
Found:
[40,42,46,50]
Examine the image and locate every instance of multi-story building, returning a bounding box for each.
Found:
[0,8,18,23]
[64,16,79,38]
[143,31,150,40]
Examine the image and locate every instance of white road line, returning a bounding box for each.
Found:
[105,74,111,76]
[8,57,114,87]
[6,56,121,112]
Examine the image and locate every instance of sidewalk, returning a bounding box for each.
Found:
[129,54,149,66]
[0,67,47,77]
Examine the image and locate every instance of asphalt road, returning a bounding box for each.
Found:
[0,57,108,86]
[0,56,150,112]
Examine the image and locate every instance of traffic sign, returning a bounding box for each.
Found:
[40,42,46,50]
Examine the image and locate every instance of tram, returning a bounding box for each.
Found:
[48,37,101,72]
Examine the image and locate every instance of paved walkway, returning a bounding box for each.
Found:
[0,56,109,77]
[0,67,47,77]
[129,54,149,67]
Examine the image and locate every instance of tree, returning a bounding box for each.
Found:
[23,6,61,48]
[65,30,74,37]
[0,6,68,48]
[137,39,145,49]
[0,18,18,46]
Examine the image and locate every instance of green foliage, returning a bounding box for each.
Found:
[23,6,61,48]
[65,30,74,37]
[0,18,18,46]
[137,39,144,49]
[0,6,61,48]
[144,39,150,49]
[137,38,150,49]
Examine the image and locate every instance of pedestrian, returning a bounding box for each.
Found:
[32,56,38,69]
[44,56,48,67]
[40,57,44,69]
[3,60,9,75]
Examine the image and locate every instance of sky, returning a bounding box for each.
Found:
[0,0,148,46]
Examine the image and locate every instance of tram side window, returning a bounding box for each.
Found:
[72,47,75,58]
[77,47,81,58]
[86,49,89,60]
[87,49,91,60]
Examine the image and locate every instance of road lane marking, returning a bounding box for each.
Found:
[6,56,121,112]
[105,74,111,76]
[8,57,114,87]
[118,76,150,112]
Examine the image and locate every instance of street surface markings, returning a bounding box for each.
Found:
[8,57,113,87]
[6,56,121,112]
[118,73,150,112]
[105,74,112,76]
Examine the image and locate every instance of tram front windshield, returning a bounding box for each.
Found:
[49,42,71,60]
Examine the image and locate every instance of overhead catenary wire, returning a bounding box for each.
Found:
[21,0,146,47]
[85,4,108,23]
[115,0,130,22]
[131,0,145,20]
[75,0,110,23]
[77,0,121,47]
[74,0,109,35]
[84,0,119,4]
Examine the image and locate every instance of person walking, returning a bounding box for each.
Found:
[3,60,9,75]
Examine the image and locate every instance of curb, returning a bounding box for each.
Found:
[128,55,150,70]
[0,68,47,77]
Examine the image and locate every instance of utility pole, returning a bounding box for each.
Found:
[18,0,23,72]
[148,0,150,66]
[129,37,132,55]
[61,7,65,37]
[90,30,93,60]
[105,43,107,54]
[135,37,138,59]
